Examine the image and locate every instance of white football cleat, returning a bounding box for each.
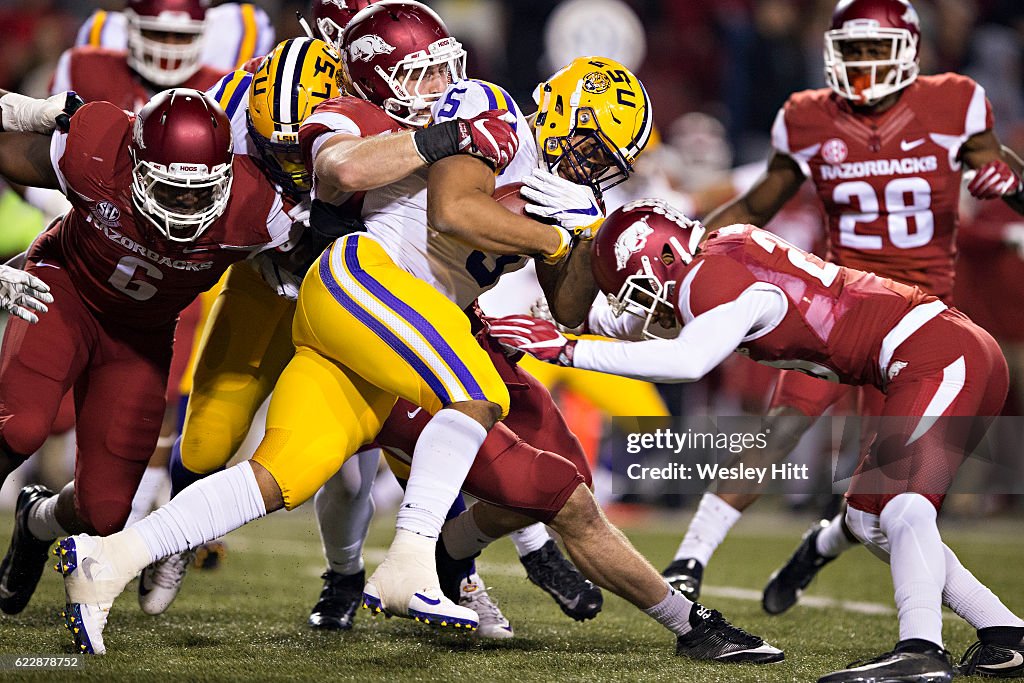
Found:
[138,549,196,616]
[460,573,513,639]
[55,535,138,655]
[363,529,478,630]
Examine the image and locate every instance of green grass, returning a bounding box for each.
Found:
[0,504,1021,681]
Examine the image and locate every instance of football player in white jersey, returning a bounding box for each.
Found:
[75,1,275,75]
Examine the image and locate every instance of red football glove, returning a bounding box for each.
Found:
[968,160,1023,199]
[484,315,576,366]
[456,109,519,172]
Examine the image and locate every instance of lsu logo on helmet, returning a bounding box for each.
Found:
[349,34,395,62]
[614,217,654,270]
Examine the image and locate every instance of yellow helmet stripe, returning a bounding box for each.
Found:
[88,11,107,47]
[233,4,259,69]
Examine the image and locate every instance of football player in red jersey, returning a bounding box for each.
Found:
[651,0,1024,614]
[490,200,1024,682]
[52,0,228,114]
[0,88,297,617]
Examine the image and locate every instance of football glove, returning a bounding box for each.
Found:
[968,160,1023,199]
[0,265,53,324]
[0,91,82,134]
[484,314,576,366]
[413,109,519,172]
[520,168,604,240]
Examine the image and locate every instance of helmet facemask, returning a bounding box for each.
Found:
[357,37,466,127]
[610,256,676,340]
[544,110,631,198]
[246,115,308,196]
[125,10,207,87]
[131,153,232,242]
[824,23,918,104]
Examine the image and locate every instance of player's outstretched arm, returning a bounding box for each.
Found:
[314,130,424,195]
[0,131,60,190]
[427,155,567,259]
[703,152,804,230]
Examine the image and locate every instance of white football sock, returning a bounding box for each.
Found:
[879,493,946,647]
[643,587,694,636]
[130,461,267,564]
[942,544,1024,629]
[815,512,856,558]
[125,465,171,527]
[395,408,486,539]
[315,450,379,576]
[510,523,550,557]
[441,508,498,560]
[27,493,67,541]
[674,493,742,565]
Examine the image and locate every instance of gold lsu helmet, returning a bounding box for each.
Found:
[533,56,653,197]
[247,37,342,195]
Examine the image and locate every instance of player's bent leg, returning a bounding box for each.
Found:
[306,237,509,629]
[548,485,784,664]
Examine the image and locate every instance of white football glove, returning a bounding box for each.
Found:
[0,91,76,133]
[0,265,53,324]
[250,253,302,301]
[520,168,605,240]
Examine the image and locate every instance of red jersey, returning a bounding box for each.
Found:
[51,46,228,114]
[673,224,934,388]
[29,101,293,329]
[773,74,993,303]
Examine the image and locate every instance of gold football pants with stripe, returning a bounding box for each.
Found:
[252,234,510,508]
[180,262,296,474]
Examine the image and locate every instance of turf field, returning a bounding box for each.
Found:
[0,503,1020,681]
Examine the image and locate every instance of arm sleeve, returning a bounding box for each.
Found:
[573,288,785,382]
[585,297,678,341]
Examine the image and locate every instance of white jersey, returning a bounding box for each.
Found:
[316,79,538,310]
[75,3,275,72]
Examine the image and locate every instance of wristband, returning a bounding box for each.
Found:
[411,120,462,164]
[542,225,572,264]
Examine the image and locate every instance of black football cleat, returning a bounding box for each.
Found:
[675,602,784,664]
[661,558,704,601]
[958,626,1024,678]
[818,642,954,683]
[0,485,56,615]
[308,569,364,630]
[520,539,602,621]
[762,519,835,615]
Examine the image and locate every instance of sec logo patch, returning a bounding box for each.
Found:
[821,138,848,165]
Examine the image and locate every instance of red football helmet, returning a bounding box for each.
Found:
[592,199,705,337]
[341,0,466,126]
[824,0,920,104]
[130,89,234,242]
[125,0,209,87]
[312,0,377,51]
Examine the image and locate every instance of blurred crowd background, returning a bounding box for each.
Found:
[2,0,1023,518]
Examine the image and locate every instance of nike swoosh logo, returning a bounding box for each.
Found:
[985,651,1024,670]
[545,586,581,610]
[0,580,15,600]
[413,593,442,605]
[406,407,423,419]
[900,138,925,151]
